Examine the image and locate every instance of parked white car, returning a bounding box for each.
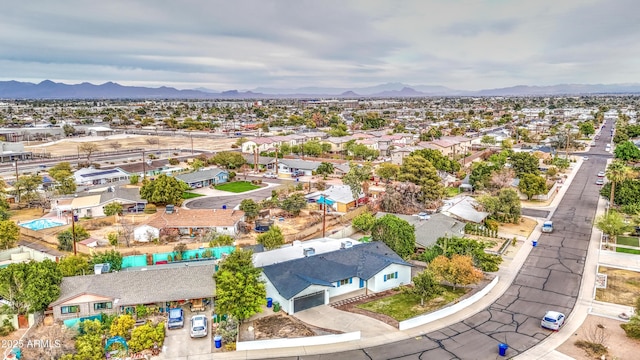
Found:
[541,310,565,330]
[190,315,208,338]
[263,172,278,179]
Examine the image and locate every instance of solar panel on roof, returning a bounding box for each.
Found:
[79,169,121,178]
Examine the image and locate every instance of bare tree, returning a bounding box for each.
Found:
[490,168,516,192]
[145,137,159,145]
[118,217,135,247]
[78,142,99,163]
[109,141,122,151]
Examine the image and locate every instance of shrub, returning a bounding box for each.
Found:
[143,204,157,214]
[216,316,239,343]
[168,158,180,165]
[0,319,15,336]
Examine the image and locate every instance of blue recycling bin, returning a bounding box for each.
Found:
[498,343,508,356]
[222,205,227,209]
[267,297,273,308]
[214,335,222,349]
[532,239,538,247]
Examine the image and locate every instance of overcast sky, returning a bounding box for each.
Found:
[1,0,638,91]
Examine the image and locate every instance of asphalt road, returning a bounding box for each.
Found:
[272,123,613,359]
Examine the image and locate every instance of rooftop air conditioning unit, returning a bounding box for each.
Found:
[94,263,110,274]
[303,247,315,257]
[341,241,353,249]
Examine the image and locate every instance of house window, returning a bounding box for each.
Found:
[383,272,398,282]
[94,302,113,311]
[61,305,80,314]
[338,278,352,286]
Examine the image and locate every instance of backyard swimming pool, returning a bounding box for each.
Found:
[19,218,65,231]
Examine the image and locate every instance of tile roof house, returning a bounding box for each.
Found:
[140,208,245,237]
[50,263,216,321]
[175,168,229,188]
[260,241,411,314]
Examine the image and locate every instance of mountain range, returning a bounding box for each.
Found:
[1,80,640,100]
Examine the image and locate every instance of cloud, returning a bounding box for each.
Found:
[0,0,636,91]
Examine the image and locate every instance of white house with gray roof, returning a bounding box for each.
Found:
[275,159,322,176]
[260,241,411,314]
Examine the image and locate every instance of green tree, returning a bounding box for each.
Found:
[129,322,165,352]
[398,155,444,203]
[0,260,62,315]
[103,202,123,216]
[469,162,498,190]
[412,149,461,173]
[140,174,184,206]
[214,250,266,322]
[190,158,205,172]
[518,173,547,200]
[352,211,376,233]
[0,220,20,249]
[280,193,307,216]
[509,152,540,177]
[315,162,335,178]
[371,214,415,258]
[15,174,43,202]
[207,233,235,247]
[129,174,140,185]
[211,151,246,169]
[606,160,633,209]
[62,124,76,137]
[239,199,261,220]
[614,141,640,162]
[595,211,627,246]
[578,121,595,137]
[57,225,90,252]
[90,250,123,271]
[342,164,372,204]
[110,314,135,339]
[302,140,323,157]
[375,163,399,182]
[49,162,77,195]
[58,255,91,277]
[256,226,284,250]
[477,188,521,224]
[409,270,442,306]
[480,135,496,146]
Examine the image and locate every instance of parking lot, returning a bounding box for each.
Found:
[159,308,213,358]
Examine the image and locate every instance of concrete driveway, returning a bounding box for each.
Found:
[159,311,212,359]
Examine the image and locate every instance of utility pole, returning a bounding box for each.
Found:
[274,146,279,175]
[71,209,77,256]
[190,131,194,154]
[13,159,19,203]
[322,198,327,238]
[142,149,146,179]
[253,147,258,173]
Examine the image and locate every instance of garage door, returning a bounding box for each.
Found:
[293,291,325,313]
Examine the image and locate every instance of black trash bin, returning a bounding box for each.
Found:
[498,343,508,356]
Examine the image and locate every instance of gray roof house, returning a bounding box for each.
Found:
[50,263,216,321]
[175,168,229,188]
[276,159,322,176]
[261,242,412,314]
[376,212,466,250]
[441,196,490,223]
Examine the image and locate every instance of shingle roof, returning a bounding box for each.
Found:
[52,263,216,307]
[144,208,244,228]
[175,168,227,183]
[279,159,322,171]
[376,212,465,249]
[261,242,410,299]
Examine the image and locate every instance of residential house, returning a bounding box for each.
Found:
[376,212,465,251]
[115,159,182,178]
[73,167,130,185]
[275,159,322,177]
[306,184,365,213]
[324,136,352,153]
[301,132,329,141]
[241,137,278,153]
[87,126,115,136]
[0,244,62,268]
[53,186,147,218]
[243,154,275,171]
[50,263,216,322]
[390,145,422,165]
[140,208,245,237]
[175,168,228,188]
[441,196,489,224]
[260,241,411,314]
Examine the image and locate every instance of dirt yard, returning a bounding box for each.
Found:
[557,315,640,360]
[595,266,640,307]
[26,133,237,157]
[238,313,341,342]
[499,217,538,239]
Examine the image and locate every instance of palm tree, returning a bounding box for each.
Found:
[605,160,632,210]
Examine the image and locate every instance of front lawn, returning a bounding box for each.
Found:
[182,192,204,199]
[616,236,640,255]
[214,181,261,193]
[357,286,468,321]
[445,187,461,197]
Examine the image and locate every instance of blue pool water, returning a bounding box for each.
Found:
[20,219,65,231]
